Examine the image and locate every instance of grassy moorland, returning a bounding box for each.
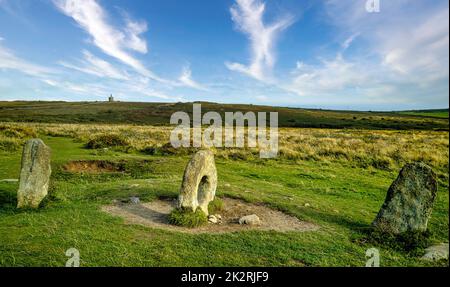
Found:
[0,102,448,267]
[397,109,449,119]
[0,101,448,130]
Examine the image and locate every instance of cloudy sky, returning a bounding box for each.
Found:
[0,0,448,110]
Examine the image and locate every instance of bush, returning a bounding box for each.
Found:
[0,137,21,152]
[85,134,129,149]
[168,208,207,228]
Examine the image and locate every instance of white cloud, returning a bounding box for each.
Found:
[325,0,449,82]
[285,54,371,97]
[59,50,128,80]
[0,41,53,77]
[53,0,207,91]
[342,33,359,50]
[226,0,294,81]
[178,66,209,91]
[281,0,449,109]
[124,17,148,54]
[53,0,165,81]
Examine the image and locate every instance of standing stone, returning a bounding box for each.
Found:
[372,162,437,234]
[177,150,217,215]
[17,139,52,209]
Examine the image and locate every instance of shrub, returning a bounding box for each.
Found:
[85,134,129,149]
[168,208,207,228]
[0,136,21,152]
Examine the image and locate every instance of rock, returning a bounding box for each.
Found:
[372,162,437,234]
[304,203,311,207]
[17,139,52,209]
[215,214,222,220]
[177,150,217,215]
[421,243,449,261]
[208,215,218,224]
[129,196,140,204]
[239,214,261,226]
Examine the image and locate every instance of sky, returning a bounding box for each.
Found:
[0,0,448,110]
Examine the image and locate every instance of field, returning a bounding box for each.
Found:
[0,102,448,267]
[398,109,449,119]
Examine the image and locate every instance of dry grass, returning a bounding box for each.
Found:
[1,122,448,178]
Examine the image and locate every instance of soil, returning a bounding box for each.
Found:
[102,197,319,234]
[62,160,125,173]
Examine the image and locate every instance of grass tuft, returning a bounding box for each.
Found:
[168,208,208,228]
[208,197,224,214]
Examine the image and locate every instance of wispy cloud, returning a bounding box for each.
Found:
[325,0,449,82]
[178,66,209,91]
[53,0,164,81]
[59,50,129,80]
[0,40,53,77]
[226,0,294,81]
[53,0,207,91]
[285,54,371,97]
[282,0,449,109]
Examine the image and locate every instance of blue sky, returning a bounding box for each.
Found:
[0,0,448,110]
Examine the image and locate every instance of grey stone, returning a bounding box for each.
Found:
[421,243,449,261]
[129,196,140,204]
[178,150,217,215]
[208,215,218,224]
[17,139,52,209]
[239,214,261,226]
[372,162,437,234]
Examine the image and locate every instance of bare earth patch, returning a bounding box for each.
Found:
[102,197,319,234]
[63,160,125,173]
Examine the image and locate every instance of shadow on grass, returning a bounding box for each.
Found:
[0,185,17,211]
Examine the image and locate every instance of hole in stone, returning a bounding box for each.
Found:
[197,176,210,206]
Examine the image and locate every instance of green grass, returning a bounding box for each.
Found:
[0,135,448,266]
[168,208,208,228]
[398,109,449,119]
[0,101,448,130]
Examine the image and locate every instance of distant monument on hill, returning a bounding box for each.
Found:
[108,94,115,102]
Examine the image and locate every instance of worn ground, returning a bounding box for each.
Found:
[102,197,319,234]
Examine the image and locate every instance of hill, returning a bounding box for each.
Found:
[0,101,448,130]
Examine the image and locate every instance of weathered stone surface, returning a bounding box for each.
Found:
[178,150,217,215]
[239,214,261,226]
[17,139,52,209]
[372,162,437,234]
[421,243,449,261]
